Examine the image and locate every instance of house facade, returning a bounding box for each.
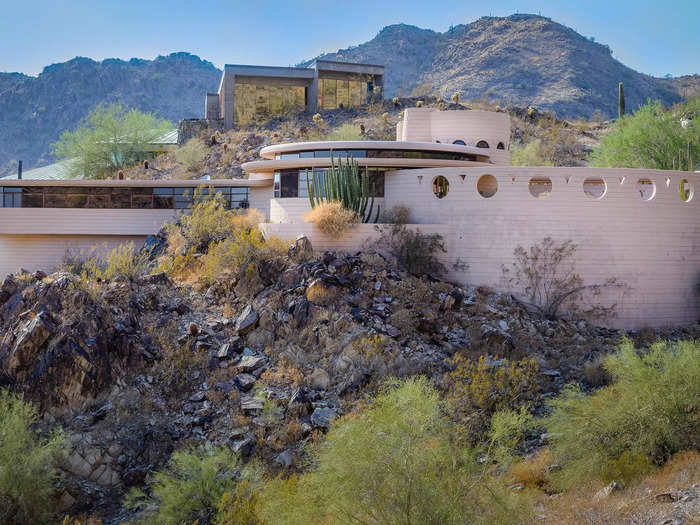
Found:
[2,107,699,328]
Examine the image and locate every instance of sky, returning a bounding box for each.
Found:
[0,0,697,78]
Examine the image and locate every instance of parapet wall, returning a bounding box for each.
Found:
[266,167,700,329]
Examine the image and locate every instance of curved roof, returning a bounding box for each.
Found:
[242,157,491,174]
[258,140,490,160]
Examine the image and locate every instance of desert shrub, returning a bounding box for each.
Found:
[260,377,530,525]
[326,122,363,141]
[546,338,700,488]
[215,480,261,525]
[0,390,65,524]
[445,354,539,443]
[502,237,623,320]
[375,223,447,276]
[510,448,554,488]
[175,137,207,172]
[126,447,257,525]
[103,241,150,280]
[510,139,554,166]
[379,203,410,224]
[590,98,699,170]
[303,201,357,237]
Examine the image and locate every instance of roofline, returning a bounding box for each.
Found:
[0,179,271,188]
[259,140,490,159]
[310,59,385,69]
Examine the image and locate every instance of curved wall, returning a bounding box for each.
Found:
[382,167,700,328]
[397,108,511,165]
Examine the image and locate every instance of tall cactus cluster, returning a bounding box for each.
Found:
[306,154,380,223]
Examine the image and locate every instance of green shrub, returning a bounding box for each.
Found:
[260,377,530,525]
[590,98,699,170]
[0,390,65,524]
[216,480,261,524]
[103,241,149,281]
[175,137,208,172]
[446,354,539,443]
[303,200,358,237]
[326,122,363,141]
[546,338,700,488]
[126,447,256,525]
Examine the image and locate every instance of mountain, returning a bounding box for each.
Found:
[305,14,691,119]
[0,52,221,177]
[1,15,697,175]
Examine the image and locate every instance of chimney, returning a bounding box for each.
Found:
[17,160,22,180]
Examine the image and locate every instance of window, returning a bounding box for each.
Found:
[432,176,449,198]
[496,142,505,150]
[477,174,498,198]
[680,178,694,202]
[453,140,466,145]
[583,178,607,199]
[476,140,490,149]
[0,187,22,207]
[636,178,655,201]
[529,177,552,198]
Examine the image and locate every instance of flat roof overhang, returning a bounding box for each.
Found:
[0,178,272,188]
[242,157,492,174]
[259,140,490,160]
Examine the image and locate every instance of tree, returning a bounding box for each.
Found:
[261,378,529,525]
[590,98,699,170]
[54,103,172,179]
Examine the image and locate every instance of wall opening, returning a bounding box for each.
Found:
[477,174,498,198]
[476,140,490,149]
[680,178,694,202]
[528,177,552,198]
[636,178,656,201]
[432,176,449,199]
[453,140,466,145]
[583,178,607,199]
[496,142,505,150]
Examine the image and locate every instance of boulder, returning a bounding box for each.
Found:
[234,373,257,392]
[7,312,54,373]
[234,305,259,334]
[310,407,338,429]
[288,235,313,262]
[309,368,330,390]
[237,355,266,373]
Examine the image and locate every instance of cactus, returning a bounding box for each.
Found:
[618,82,625,119]
[451,92,460,104]
[381,112,390,124]
[416,100,424,107]
[392,97,400,107]
[306,153,380,224]
[312,113,323,126]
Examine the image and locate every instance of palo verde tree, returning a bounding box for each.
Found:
[590,98,699,171]
[54,103,172,179]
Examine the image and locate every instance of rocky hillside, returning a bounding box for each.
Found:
[0,52,220,177]
[306,14,693,119]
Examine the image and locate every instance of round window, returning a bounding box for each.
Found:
[680,178,694,202]
[476,140,490,149]
[477,174,498,198]
[583,178,607,199]
[636,178,656,201]
[432,176,449,199]
[529,177,552,198]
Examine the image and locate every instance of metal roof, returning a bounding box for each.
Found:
[0,159,82,181]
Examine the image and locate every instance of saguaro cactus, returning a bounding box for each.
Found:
[306,153,380,223]
[618,82,625,119]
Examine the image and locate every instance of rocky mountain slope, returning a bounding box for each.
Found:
[0,52,220,177]
[2,14,697,177]
[307,14,690,119]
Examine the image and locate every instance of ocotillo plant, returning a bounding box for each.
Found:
[618,82,625,119]
[306,153,380,223]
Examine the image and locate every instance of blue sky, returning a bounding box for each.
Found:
[0,0,697,77]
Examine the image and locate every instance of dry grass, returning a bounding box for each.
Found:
[303,201,357,238]
[510,448,554,488]
[543,450,700,524]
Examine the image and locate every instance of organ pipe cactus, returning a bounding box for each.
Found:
[306,153,380,223]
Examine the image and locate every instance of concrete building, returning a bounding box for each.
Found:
[2,107,699,329]
[206,60,385,129]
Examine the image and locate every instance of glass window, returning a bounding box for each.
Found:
[280,171,299,198]
[273,172,281,198]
